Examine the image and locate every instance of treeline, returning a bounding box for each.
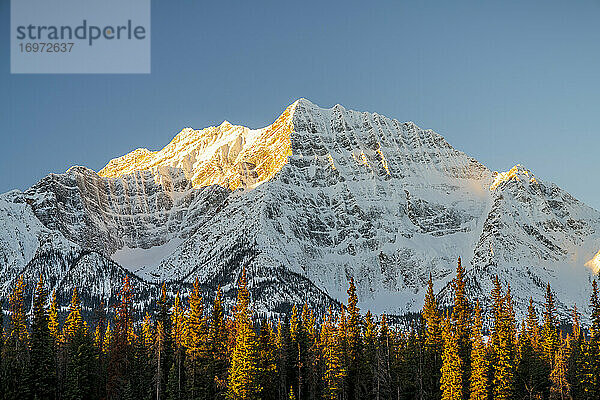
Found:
[1,259,600,400]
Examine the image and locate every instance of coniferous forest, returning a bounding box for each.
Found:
[1,258,600,400]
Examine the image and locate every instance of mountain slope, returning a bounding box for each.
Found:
[1,99,598,320]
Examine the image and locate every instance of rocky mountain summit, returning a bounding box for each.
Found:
[1,99,599,320]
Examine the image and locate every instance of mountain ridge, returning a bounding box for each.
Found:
[1,99,598,321]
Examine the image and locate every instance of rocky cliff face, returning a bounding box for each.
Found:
[1,99,598,319]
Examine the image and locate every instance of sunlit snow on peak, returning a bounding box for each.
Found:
[490,164,538,191]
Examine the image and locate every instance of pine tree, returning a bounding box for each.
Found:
[226,268,261,400]
[30,275,57,400]
[441,319,462,400]
[468,301,488,400]
[422,274,443,400]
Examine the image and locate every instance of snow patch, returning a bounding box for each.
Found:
[111,238,184,274]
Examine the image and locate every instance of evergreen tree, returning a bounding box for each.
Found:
[345,278,363,400]
[63,287,96,400]
[321,307,345,400]
[549,342,570,400]
[226,269,261,400]
[155,283,174,400]
[29,275,56,400]
[185,278,208,400]
[468,302,488,400]
[208,286,229,399]
[422,274,443,400]
[587,279,600,394]
[170,292,186,400]
[107,276,135,399]
[3,275,30,399]
[48,290,60,342]
[541,284,560,372]
[441,319,462,400]
[361,310,378,399]
[490,278,517,400]
[566,305,588,399]
[450,258,471,400]
[515,298,547,399]
[257,319,278,400]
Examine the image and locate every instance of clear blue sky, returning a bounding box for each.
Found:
[1,0,599,209]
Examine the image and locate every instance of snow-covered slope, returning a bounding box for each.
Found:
[1,99,598,320]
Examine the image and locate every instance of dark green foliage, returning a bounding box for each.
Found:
[2,268,600,400]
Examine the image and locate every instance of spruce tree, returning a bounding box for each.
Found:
[490,278,517,400]
[185,278,208,400]
[345,278,363,400]
[30,275,56,400]
[541,284,559,370]
[208,286,228,399]
[155,282,174,400]
[441,319,462,400]
[362,310,378,399]
[515,298,547,398]
[468,301,488,400]
[451,258,471,400]
[257,319,278,400]
[63,287,96,400]
[226,268,261,400]
[321,307,345,400]
[170,292,186,400]
[3,275,30,399]
[422,274,443,400]
[107,276,135,399]
[567,305,588,399]
[549,342,570,400]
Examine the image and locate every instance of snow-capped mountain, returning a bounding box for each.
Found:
[1,99,599,320]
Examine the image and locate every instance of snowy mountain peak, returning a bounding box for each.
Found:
[1,99,599,321]
[490,164,538,191]
[98,100,299,190]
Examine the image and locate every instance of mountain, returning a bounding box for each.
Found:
[1,99,599,320]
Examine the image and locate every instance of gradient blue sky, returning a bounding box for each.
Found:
[1,0,599,209]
